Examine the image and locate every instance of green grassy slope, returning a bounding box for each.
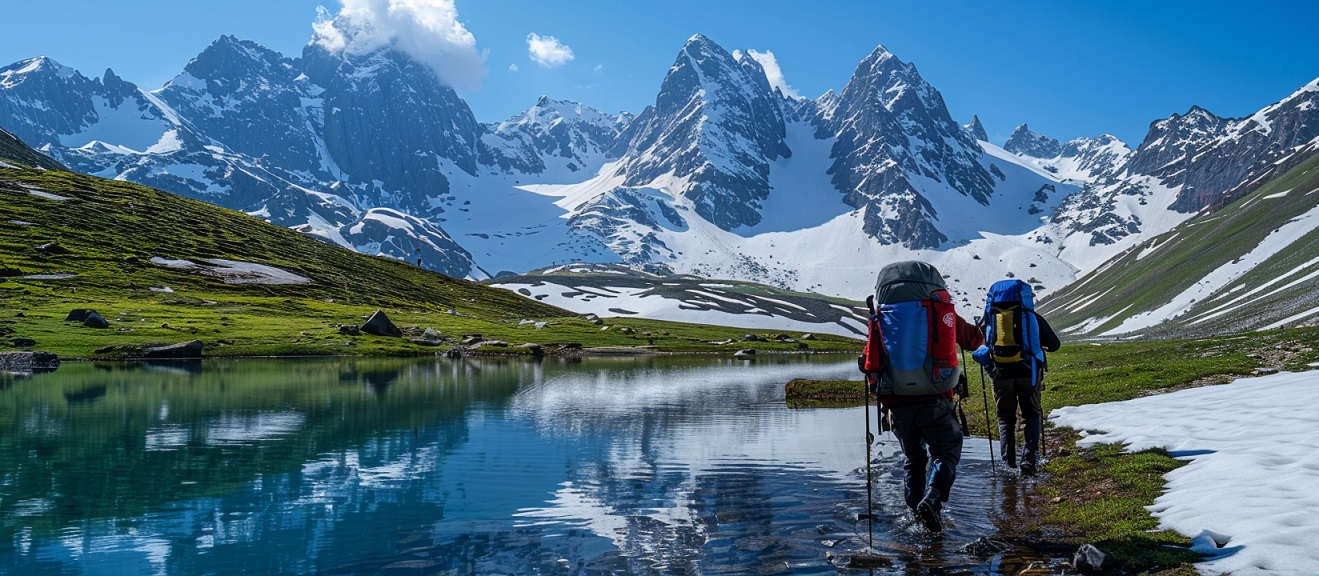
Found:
[0,127,65,171]
[1041,152,1319,339]
[0,168,860,358]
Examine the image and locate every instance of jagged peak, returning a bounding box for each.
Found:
[1010,123,1032,135]
[965,115,988,141]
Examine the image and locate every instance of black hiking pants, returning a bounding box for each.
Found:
[993,375,1042,466]
[888,396,963,510]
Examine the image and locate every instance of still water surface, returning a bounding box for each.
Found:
[0,356,1051,574]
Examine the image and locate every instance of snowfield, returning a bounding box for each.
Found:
[1051,371,1319,575]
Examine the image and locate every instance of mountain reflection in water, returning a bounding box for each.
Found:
[0,356,1053,574]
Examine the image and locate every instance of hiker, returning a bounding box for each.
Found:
[859,261,983,532]
[972,279,1060,475]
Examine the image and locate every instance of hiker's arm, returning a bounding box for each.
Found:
[955,314,984,350]
[1036,314,1061,352]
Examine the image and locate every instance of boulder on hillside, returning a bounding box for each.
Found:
[12,338,36,347]
[141,340,205,359]
[361,310,401,337]
[83,312,110,329]
[734,349,756,358]
[412,328,445,346]
[339,324,361,336]
[65,309,96,322]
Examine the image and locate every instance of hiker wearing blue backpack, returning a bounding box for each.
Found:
[859,261,984,532]
[972,279,1061,475]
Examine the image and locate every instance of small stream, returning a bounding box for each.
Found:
[0,355,1062,574]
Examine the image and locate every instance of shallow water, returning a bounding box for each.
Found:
[0,356,1057,574]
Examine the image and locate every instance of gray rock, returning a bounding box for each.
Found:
[0,351,60,373]
[1003,123,1062,159]
[83,311,110,329]
[1072,543,1105,573]
[734,349,756,358]
[742,334,761,342]
[339,324,361,336]
[141,340,204,359]
[411,328,445,346]
[361,310,401,337]
[65,309,96,322]
[12,337,36,347]
[461,335,483,346]
[801,333,815,341]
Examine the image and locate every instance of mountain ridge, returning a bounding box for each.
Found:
[3,34,1318,334]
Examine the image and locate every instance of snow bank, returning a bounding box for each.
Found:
[1051,372,1319,574]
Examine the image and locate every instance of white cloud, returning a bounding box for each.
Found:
[508,63,519,73]
[743,49,800,100]
[312,0,487,90]
[526,33,574,68]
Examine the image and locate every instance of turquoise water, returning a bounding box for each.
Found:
[0,356,1047,574]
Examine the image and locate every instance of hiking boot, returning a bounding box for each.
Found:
[915,489,943,533]
[1020,461,1037,476]
[1003,456,1017,469]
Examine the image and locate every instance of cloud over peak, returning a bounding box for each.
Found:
[526,33,574,68]
[737,49,800,100]
[311,0,487,90]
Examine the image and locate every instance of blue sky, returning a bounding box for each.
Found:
[2,0,1317,147]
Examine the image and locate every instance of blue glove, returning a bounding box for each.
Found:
[972,345,991,367]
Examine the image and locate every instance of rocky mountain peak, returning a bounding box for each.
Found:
[1,56,79,89]
[1004,123,1063,158]
[965,114,988,141]
[604,34,789,232]
[822,43,994,249]
[184,35,291,82]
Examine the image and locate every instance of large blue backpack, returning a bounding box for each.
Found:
[862,261,961,396]
[982,279,1047,386]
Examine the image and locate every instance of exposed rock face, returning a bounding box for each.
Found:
[484,96,628,175]
[964,115,988,142]
[1004,123,1063,159]
[820,45,994,248]
[1126,84,1319,212]
[0,351,60,373]
[607,34,790,231]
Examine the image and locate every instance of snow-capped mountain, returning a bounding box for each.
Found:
[608,35,791,232]
[3,32,1318,333]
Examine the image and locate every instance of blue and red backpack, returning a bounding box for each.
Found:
[861,261,961,396]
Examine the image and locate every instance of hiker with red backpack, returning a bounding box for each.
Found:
[858,261,983,532]
[972,279,1061,475]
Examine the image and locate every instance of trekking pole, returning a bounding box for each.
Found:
[1038,373,1046,462]
[979,364,997,473]
[861,373,876,548]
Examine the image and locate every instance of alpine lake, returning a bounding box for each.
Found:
[0,355,1056,574]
